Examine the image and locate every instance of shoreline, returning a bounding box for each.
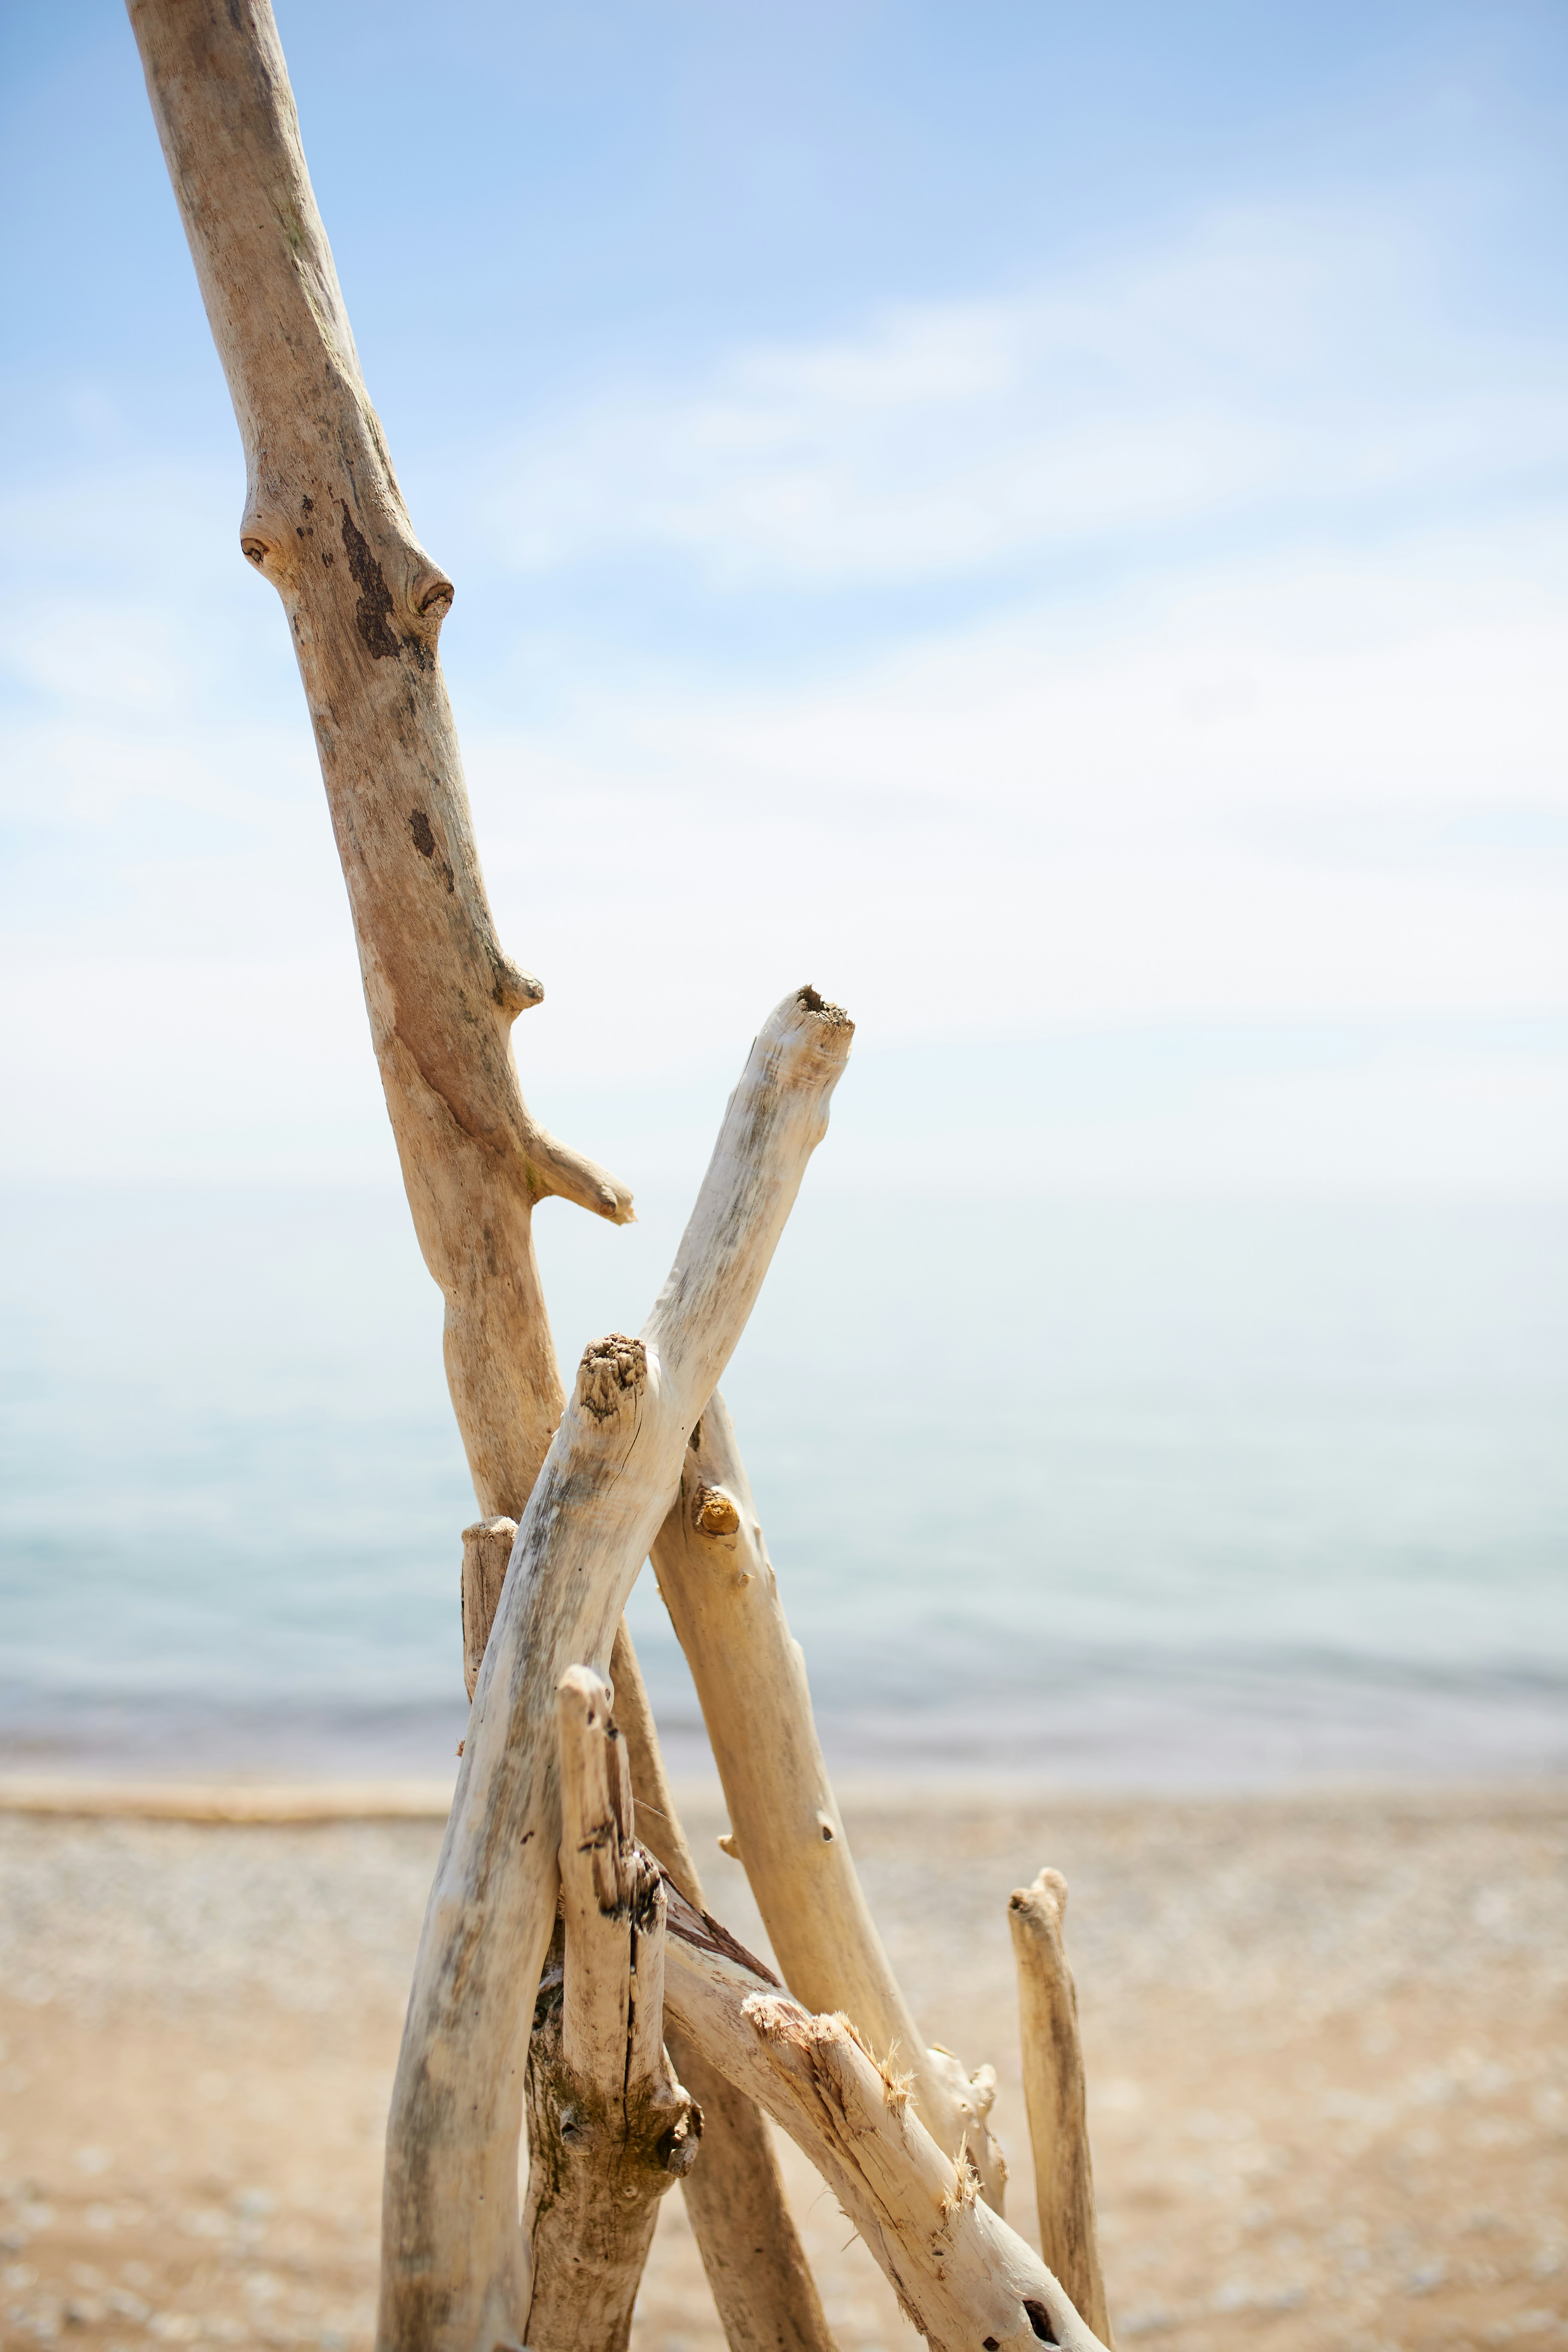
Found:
[2,1768,1566,1822]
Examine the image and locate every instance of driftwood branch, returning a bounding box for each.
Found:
[651,1392,1004,2201]
[661,1884,1108,2352]
[610,1624,836,2352]
[127,0,630,1524]
[1009,1871,1113,2347]
[519,1669,699,2352]
[380,988,852,2352]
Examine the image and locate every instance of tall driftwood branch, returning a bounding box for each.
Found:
[610,1624,837,2352]
[127,0,630,1522]
[651,1392,1005,2202]
[661,1885,1108,2352]
[127,9,826,2341]
[1009,1870,1113,2347]
[520,1669,699,2352]
[380,989,852,2352]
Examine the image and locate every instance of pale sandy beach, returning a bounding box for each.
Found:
[1,1786,1565,2352]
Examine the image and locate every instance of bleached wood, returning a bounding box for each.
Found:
[1009,1870,1113,2347]
[610,1624,836,2352]
[126,0,630,1528]
[651,1392,1005,2202]
[379,988,851,2352]
[556,1669,644,2084]
[461,1519,515,1699]
[452,1426,838,2339]
[607,1623,706,1902]
[519,1669,697,2352]
[661,1885,1108,2352]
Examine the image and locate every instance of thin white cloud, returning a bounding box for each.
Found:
[8,605,194,717]
[493,207,1568,586]
[449,514,1568,1081]
[4,212,1565,1188]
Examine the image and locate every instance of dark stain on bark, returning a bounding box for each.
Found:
[339,501,402,660]
[408,808,456,891]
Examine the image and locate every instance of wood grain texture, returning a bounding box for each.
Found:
[461,1520,515,1701]
[379,989,851,2352]
[651,1392,1005,2204]
[1009,1870,1114,2347]
[519,1671,698,2352]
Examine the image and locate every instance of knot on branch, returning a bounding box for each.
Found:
[410,564,454,620]
[692,1482,741,1537]
[576,1335,646,1421]
[492,954,545,1017]
[586,1823,662,1925]
[656,2096,703,2177]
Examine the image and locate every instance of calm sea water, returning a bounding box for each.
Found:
[1,1185,1564,1786]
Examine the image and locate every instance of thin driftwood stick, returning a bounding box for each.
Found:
[519,1669,699,2352]
[651,1392,1004,2202]
[610,1624,836,2352]
[127,0,631,1527]
[1009,1870,1113,2347]
[380,988,852,2352]
[661,1885,1109,2352]
[461,1518,516,1700]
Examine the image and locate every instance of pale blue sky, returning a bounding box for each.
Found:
[2,1,1566,1193]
